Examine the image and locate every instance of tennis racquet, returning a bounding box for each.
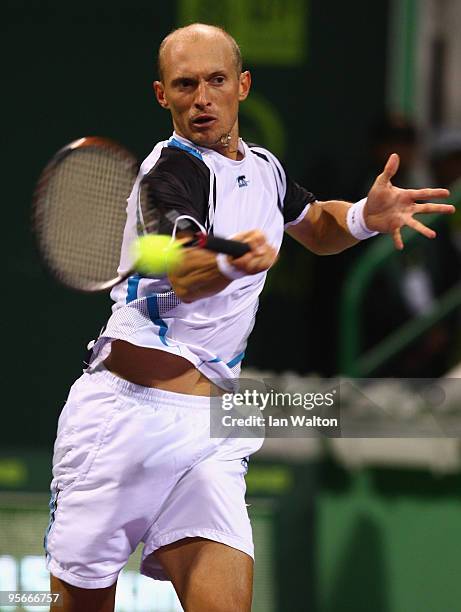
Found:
[33,136,250,292]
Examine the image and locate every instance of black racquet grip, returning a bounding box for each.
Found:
[202,235,251,258]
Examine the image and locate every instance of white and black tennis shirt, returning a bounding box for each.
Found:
[89,133,316,387]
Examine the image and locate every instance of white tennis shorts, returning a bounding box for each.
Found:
[45,365,263,589]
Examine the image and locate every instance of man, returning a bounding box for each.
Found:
[46,23,453,612]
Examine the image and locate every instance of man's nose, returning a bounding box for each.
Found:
[194,81,210,108]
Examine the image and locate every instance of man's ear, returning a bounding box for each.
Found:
[153,81,169,109]
[238,70,251,102]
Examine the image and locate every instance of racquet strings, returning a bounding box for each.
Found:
[35,143,136,291]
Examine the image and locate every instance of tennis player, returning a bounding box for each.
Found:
[46,23,453,612]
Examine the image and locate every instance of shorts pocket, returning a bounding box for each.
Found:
[52,383,119,490]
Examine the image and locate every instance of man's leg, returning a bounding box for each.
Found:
[154,537,253,612]
[50,574,117,612]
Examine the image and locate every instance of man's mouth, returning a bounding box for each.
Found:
[191,115,217,128]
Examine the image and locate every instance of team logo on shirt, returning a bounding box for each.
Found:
[237,175,249,188]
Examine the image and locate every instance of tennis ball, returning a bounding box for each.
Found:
[131,234,184,275]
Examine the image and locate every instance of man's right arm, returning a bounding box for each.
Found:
[169,230,278,303]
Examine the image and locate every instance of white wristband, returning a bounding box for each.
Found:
[346,198,379,240]
[216,253,246,280]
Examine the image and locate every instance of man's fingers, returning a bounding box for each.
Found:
[232,229,266,247]
[393,228,403,250]
[409,188,450,200]
[414,202,455,214]
[231,245,278,274]
[380,152,400,182]
[231,252,253,267]
[227,228,277,275]
[406,217,436,239]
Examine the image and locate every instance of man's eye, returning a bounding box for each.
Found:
[179,79,194,88]
[212,76,225,84]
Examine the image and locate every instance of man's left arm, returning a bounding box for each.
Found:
[287,199,356,255]
[287,153,454,254]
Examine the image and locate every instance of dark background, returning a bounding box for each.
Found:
[5,0,389,447]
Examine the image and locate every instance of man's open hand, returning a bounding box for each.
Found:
[364,153,455,249]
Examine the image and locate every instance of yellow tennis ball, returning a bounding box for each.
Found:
[131,234,184,275]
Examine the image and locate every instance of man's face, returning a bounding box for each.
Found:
[154,34,251,150]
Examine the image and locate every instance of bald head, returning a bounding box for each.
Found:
[157,23,242,82]
[153,23,251,157]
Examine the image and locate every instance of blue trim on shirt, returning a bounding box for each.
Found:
[226,351,245,368]
[126,275,141,303]
[146,295,169,346]
[207,357,222,363]
[168,138,203,161]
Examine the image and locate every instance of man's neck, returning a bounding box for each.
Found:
[173,130,243,161]
[212,130,242,160]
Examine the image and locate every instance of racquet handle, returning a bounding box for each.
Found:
[195,234,251,258]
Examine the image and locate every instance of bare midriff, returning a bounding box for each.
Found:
[103,339,221,396]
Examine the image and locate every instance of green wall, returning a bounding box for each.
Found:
[317,463,461,612]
